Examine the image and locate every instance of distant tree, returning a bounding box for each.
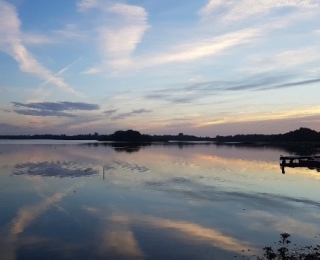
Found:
[111,130,152,142]
[276,127,320,142]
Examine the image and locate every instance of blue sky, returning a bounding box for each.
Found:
[0,0,320,136]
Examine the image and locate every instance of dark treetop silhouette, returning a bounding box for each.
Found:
[1,127,320,144]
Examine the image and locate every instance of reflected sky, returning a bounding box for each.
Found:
[0,141,320,259]
[13,161,99,178]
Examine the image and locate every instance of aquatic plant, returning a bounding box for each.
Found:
[256,233,320,260]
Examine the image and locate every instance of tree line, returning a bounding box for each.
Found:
[0,130,213,142]
[214,127,320,143]
[1,127,319,143]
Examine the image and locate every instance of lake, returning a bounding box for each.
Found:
[0,140,319,259]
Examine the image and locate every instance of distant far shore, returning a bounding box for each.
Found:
[1,127,320,144]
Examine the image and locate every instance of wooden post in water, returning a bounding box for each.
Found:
[281,158,285,174]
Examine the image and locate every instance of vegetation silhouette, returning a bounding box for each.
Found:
[215,128,320,156]
[98,130,214,142]
[215,127,320,143]
[0,133,100,140]
[111,142,151,153]
[1,128,320,148]
[251,233,320,260]
[0,129,214,142]
[98,129,153,142]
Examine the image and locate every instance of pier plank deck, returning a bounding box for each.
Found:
[280,155,320,174]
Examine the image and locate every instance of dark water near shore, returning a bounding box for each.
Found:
[0,140,319,259]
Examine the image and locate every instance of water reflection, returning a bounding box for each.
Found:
[111,143,151,153]
[238,210,319,238]
[13,161,99,178]
[83,142,151,153]
[0,186,79,260]
[109,215,255,254]
[0,141,320,259]
[104,160,150,173]
[215,142,320,156]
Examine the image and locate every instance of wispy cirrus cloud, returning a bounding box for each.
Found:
[77,0,98,12]
[12,101,99,111]
[14,109,77,118]
[196,105,320,128]
[141,73,320,104]
[134,28,261,68]
[259,77,320,91]
[12,101,100,118]
[78,0,149,72]
[78,0,317,75]
[103,109,118,116]
[199,0,319,22]
[52,23,88,41]
[244,47,320,73]
[0,0,77,94]
[111,109,152,120]
[21,32,54,46]
[81,9,293,73]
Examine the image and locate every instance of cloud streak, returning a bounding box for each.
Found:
[79,0,318,75]
[12,101,99,111]
[11,101,100,118]
[103,109,118,116]
[239,210,319,238]
[134,28,261,68]
[0,186,81,260]
[14,109,77,118]
[111,215,256,255]
[196,105,320,128]
[141,73,320,104]
[244,47,320,74]
[199,0,319,23]
[79,1,150,72]
[11,188,74,235]
[111,109,152,120]
[0,0,77,93]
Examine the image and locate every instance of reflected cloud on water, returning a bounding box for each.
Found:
[13,161,99,178]
[104,160,150,173]
[215,142,320,156]
[1,141,320,259]
[79,206,256,259]
[143,174,320,210]
[238,210,319,238]
[0,186,80,260]
[109,214,255,255]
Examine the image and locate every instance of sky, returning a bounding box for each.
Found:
[0,0,320,136]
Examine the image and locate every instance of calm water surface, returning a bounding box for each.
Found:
[0,140,320,259]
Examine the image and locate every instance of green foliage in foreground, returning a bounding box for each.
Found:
[254,233,320,260]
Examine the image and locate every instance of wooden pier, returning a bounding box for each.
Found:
[280,156,320,174]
